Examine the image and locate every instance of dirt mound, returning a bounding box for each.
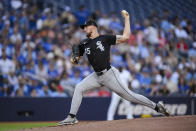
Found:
[15,115,196,131]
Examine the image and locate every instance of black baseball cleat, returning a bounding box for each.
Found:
[58,115,78,126]
[156,101,170,116]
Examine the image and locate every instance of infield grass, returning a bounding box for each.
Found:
[0,122,57,131]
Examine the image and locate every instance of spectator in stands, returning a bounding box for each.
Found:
[109,13,123,33]
[19,10,29,32]
[80,61,92,78]
[22,61,36,79]
[176,38,188,57]
[0,49,15,75]
[111,50,124,67]
[170,68,180,85]
[1,20,11,41]
[37,85,52,97]
[154,51,163,67]
[144,19,159,45]
[98,14,112,29]
[161,10,174,33]
[159,85,169,96]
[0,77,13,96]
[90,10,102,21]
[158,29,168,47]
[47,59,59,80]
[42,8,57,29]
[30,89,38,97]
[178,76,189,95]
[8,71,19,93]
[165,72,178,95]
[174,24,188,39]
[11,0,22,10]
[60,71,75,96]
[60,6,76,26]
[15,80,28,97]
[74,5,90,25]
[35,62,48,84]
[188,79,196,97]
[130,41,140,61]
[15,86,24,97]
[149,81,158,96]
[130,73,141,94]
[188,42,196,58]
[21,35,35,52]
[49,80,68,97]
[0,40,15,58]
[139,39,150,59]
[31,79,42,91]
[185,22,196,41]
[10,26,22,45]
[70,70,82,87]
[139,68,152,89]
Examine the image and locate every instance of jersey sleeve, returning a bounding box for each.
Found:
[105,35,116,45]
[79,42,84,56]
[79,39,88,56]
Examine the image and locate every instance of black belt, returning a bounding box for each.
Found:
[95,66,111,76]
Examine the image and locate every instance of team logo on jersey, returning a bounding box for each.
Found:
[96,41,104,51]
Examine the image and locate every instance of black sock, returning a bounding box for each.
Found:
[154,105,159,112]
[69,113,76,118]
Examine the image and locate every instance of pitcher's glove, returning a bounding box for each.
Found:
[71,44,80,64]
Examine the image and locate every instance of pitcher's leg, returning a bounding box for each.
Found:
[107,92,120,121]
[103,67,156,110]
[70,72,101,115]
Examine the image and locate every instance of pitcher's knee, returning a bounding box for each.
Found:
[75,83,84,93]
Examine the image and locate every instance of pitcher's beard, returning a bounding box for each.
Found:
[86,32,92,38]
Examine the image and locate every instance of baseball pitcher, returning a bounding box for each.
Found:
[58,10,170,126]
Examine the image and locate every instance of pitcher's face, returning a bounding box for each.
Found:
[84,25,95,38]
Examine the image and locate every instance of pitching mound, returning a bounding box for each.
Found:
[15,115,196,131]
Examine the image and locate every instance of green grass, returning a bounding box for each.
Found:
[0,122,57,131]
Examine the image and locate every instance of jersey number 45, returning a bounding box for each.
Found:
[85,48,91,54]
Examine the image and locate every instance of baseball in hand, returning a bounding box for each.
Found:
[121,10,129,18]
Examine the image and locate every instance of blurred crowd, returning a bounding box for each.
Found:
[0,0,196,97]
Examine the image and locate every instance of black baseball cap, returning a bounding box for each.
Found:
[80,19,98,29]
